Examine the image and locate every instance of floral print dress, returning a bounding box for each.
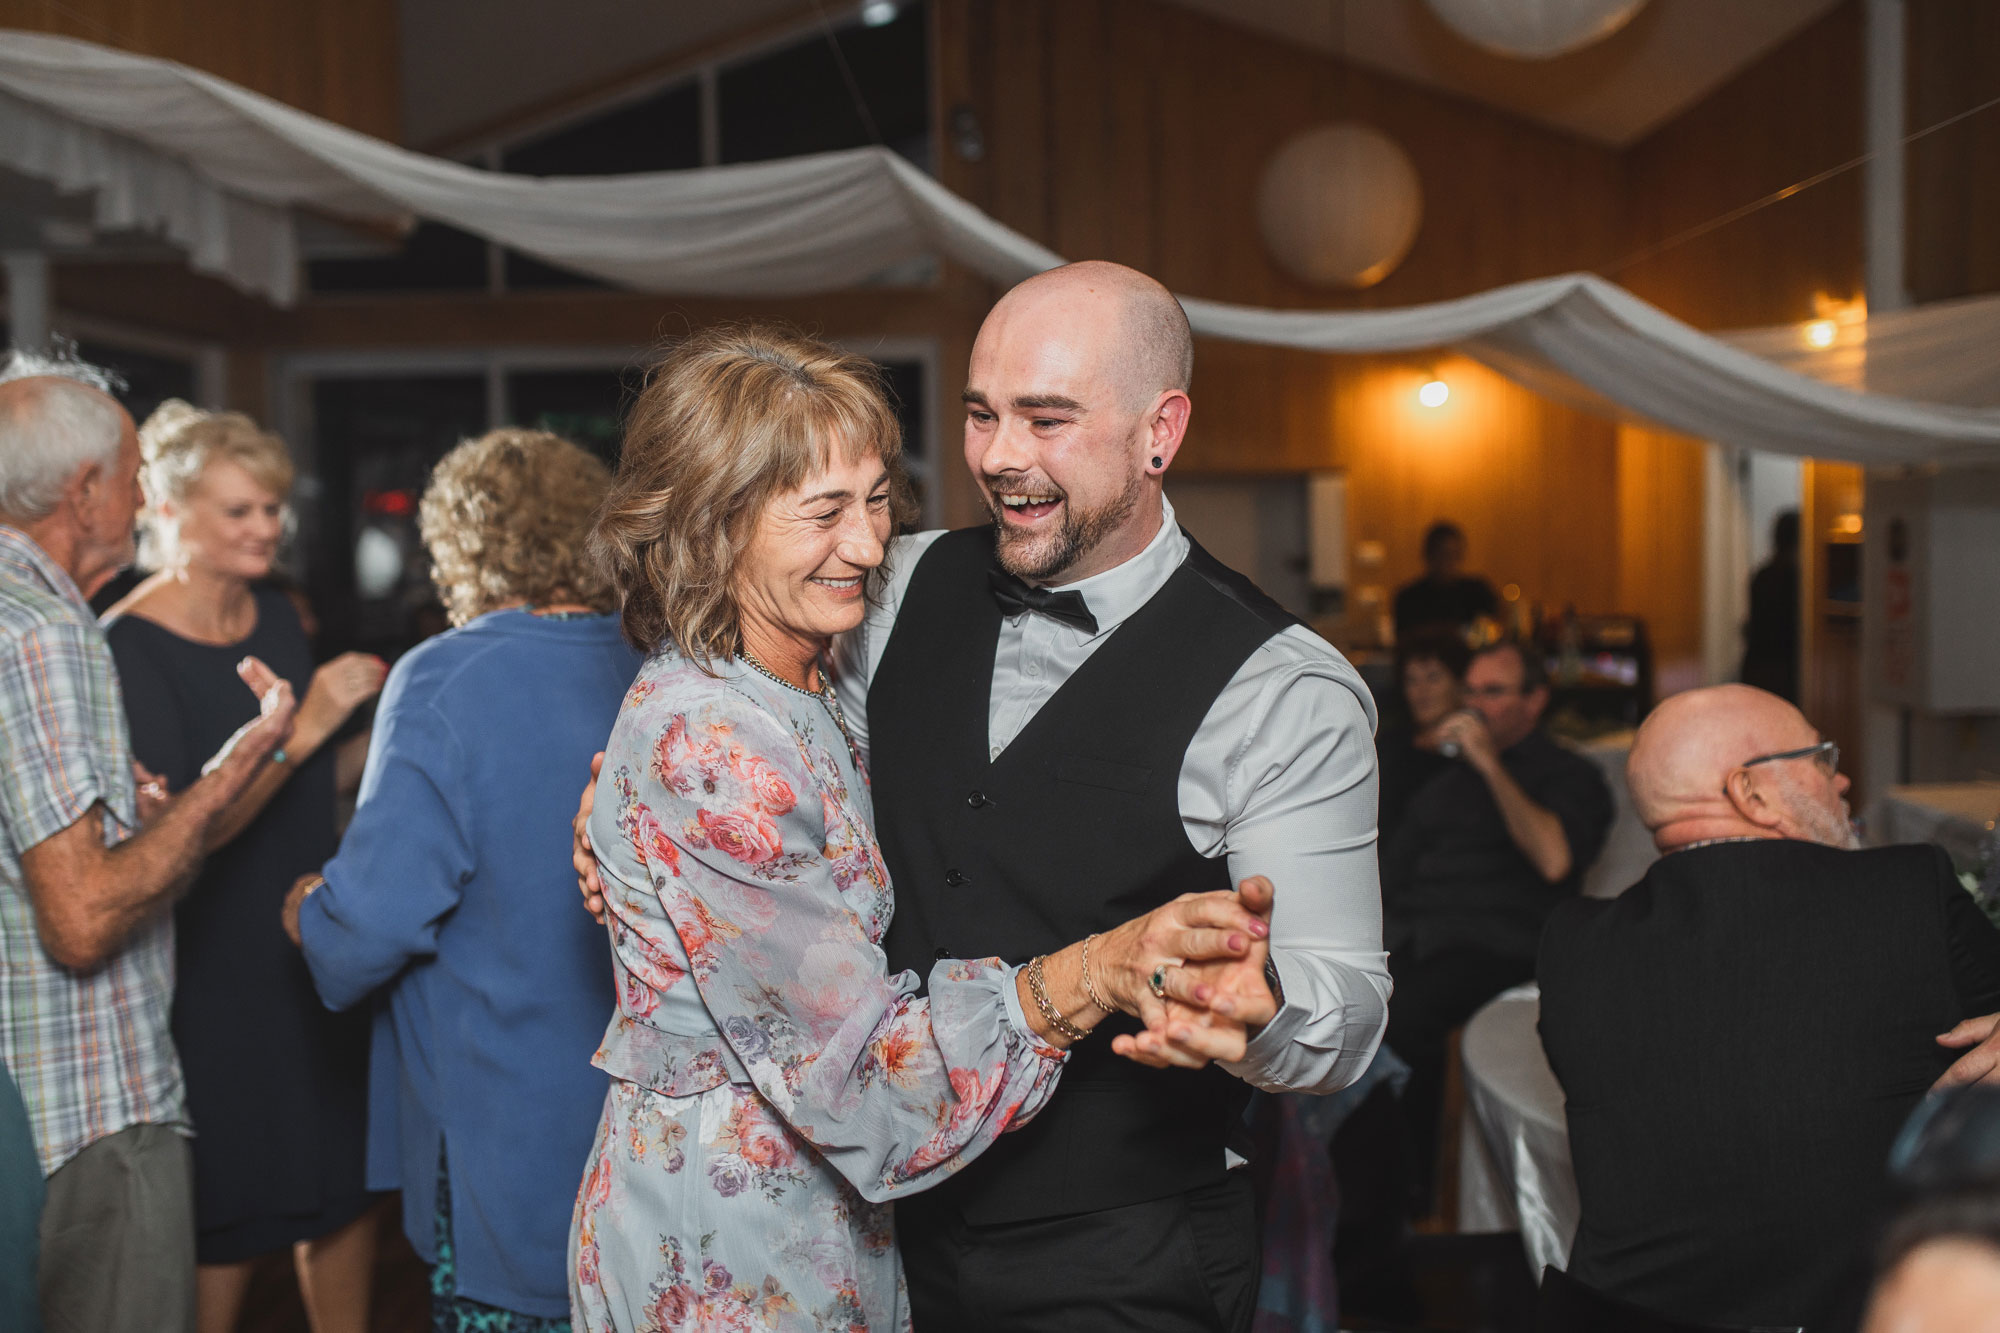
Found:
[569,651,1067,1332]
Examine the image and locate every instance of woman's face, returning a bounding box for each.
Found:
[169,459,286,582]
[1403,655,1462,730]
[734,448,893,656]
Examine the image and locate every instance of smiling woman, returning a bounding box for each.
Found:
[589,324,917,676]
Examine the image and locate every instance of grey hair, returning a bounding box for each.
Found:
[0,344,130,521]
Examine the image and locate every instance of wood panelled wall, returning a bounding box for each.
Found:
[1614,1,1863,330]
[38,0,1890,682]
[930,0,1862,672]
[1907,0,2000,304]
[0,0,399,140]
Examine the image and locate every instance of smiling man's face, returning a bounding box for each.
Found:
[962,265,1189,587]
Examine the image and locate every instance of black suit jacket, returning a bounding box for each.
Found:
[1538,840,2000,1329]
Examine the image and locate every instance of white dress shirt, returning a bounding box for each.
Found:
[832,497,1389,1094]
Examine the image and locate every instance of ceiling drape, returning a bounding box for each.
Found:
[3,32,1998,465]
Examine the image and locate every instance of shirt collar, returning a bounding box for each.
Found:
[0,525,90,613]
[1037,496,1188,642]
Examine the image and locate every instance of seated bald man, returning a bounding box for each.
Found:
[1537,685,2000,1330]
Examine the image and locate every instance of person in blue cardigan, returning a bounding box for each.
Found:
[284,429,642,1332]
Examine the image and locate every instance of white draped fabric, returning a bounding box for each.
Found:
[5,32,2000,464]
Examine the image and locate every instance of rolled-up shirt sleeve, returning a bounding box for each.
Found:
[298,691,473,1012]
[1182,632,1390,1095]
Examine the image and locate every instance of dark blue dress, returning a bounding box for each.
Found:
[106,585,371,1263]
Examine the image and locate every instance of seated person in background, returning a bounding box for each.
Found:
[1376,626,1471,848]
[1864,1089,2000,1333]
[283,430,643,1330]
[1539,684,2000,1330]
[1381,639,1611,1206]
[1392,520,1499,637]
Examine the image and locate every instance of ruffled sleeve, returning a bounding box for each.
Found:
[594,672,1065,1203]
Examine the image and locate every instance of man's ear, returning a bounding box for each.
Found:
[62,461,105,527]
[1724,768,1784,829]
[1146,390,1192,473]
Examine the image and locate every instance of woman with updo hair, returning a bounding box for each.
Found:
[103,401,384,1333]
[286,428,640,1333]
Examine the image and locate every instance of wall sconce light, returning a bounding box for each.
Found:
[1418,376,1450,408]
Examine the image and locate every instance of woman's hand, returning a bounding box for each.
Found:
[1108,877,1280,1069]
[1090,877,1272,1023]
[573,752,606,925]
[280,871,321,947]
[297,652,388,748]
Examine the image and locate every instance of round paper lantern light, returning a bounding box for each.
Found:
[1256,124,1423,290]
[1423,0,1647,60]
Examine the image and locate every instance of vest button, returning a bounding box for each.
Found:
[966,790,987,809]
[944,868,969,887]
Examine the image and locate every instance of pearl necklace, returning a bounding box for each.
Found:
[739,649,855,748]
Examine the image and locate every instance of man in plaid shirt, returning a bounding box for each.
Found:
[0,352,296,1333]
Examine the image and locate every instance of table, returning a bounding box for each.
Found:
[1457,984,1578,1279]
[1875,782,2000,873]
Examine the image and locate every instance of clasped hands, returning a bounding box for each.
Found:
[568,752,1279,1072]
[1091,876,1281,1071]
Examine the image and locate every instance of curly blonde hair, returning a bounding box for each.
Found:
[419,428,617,626]
[594,324,916,661]
[135,399,295,569]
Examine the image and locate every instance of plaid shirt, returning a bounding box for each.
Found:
[0,526,185,1176]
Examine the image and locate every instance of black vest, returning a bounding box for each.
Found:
[870,525,1299,1222]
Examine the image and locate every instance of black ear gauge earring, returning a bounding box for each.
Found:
[1151,456,1163,469]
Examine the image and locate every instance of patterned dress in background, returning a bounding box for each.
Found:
[569,651,1067,1333]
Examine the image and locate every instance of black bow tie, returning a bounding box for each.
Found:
[988,567,1098,635]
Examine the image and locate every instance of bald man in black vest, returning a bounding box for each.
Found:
[575,263,1387,1330]
[817,262,1388,1331]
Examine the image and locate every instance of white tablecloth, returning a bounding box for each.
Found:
[1457,984,1578,1279]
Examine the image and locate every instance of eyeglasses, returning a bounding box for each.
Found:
[1738,739,1840,778]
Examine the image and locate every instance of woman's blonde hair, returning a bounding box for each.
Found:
[595,323,916,660]
[135,399,295,569]
[420,428,618,626]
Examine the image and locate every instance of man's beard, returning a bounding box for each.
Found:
[989,470,1145,584]
[1775,770,1861,849]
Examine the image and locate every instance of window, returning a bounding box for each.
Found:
[719,3,930,166]
[506,368,637,461]
[301,4,931,296]
[306,220,490,295]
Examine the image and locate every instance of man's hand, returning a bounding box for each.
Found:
[574,753,606,925]
[281,872,320,948]
[1431,708,1500,772]
[1936,1012,2000,1089]
[132,762,170,825]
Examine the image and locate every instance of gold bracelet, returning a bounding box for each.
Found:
[1079,934,1114,1014]
[1026,955,1088,1042]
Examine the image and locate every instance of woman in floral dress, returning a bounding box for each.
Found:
[569,326,1276,1332]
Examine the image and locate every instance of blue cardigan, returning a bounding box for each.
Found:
[299,610,640,1318]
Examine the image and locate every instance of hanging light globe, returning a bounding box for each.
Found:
[1423,0,1647,60]
[1255,123,1423,290]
